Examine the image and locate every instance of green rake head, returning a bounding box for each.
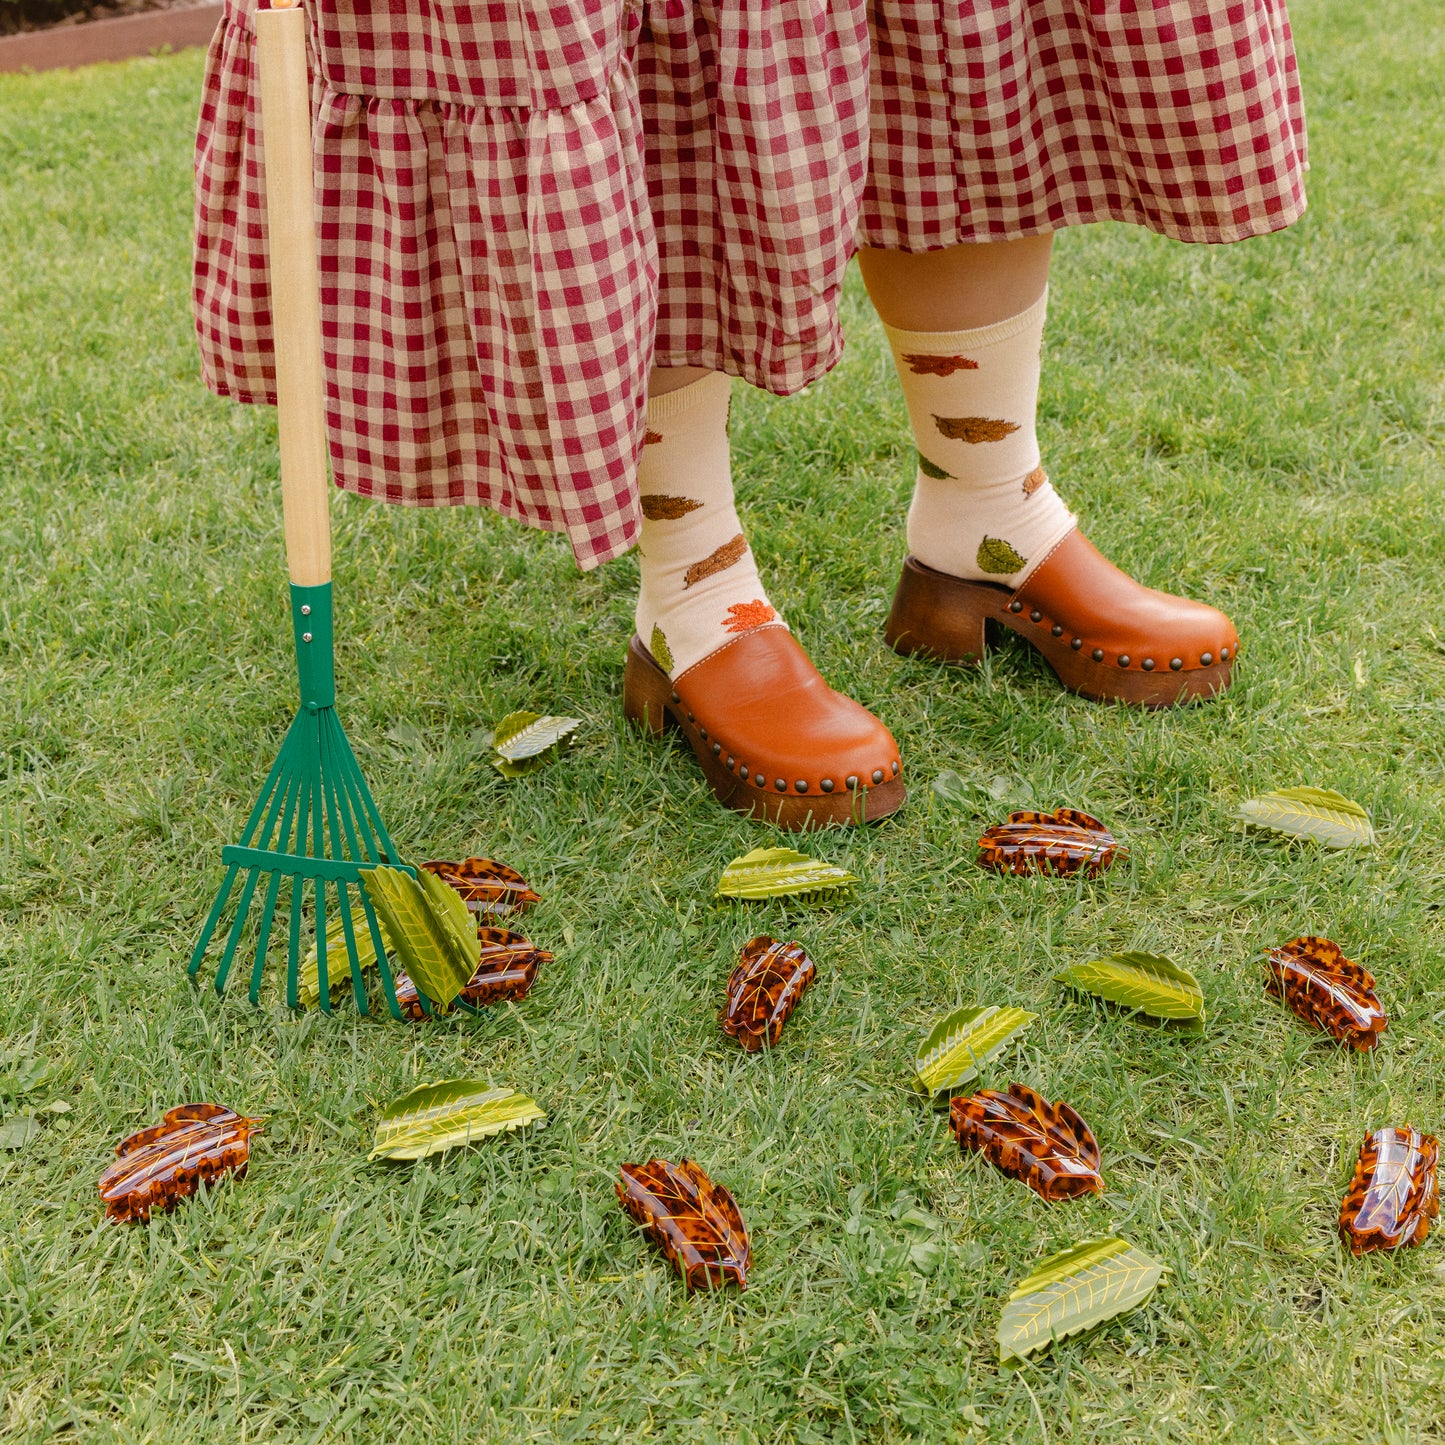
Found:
[189,584,414,1020]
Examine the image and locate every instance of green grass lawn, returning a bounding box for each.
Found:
[2,2,1444,1439]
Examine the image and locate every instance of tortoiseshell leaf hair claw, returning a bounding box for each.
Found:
[1339,1126,1438,1256]
[1265,936,1386,1050]
[977,809,1124,878]
[617,1158,750,1290]
[99,1104,263,1223]
[420,857,541,917]
[951,1083,1104,1202]
[720,936,816,1052]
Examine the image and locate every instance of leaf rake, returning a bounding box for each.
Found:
[188,0,410,1019]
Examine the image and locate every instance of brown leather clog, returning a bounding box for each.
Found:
[884,530,1238,707]
[623,626,905,829]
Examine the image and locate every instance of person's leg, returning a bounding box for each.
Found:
[860,239,1238,706]
[859,239,1072,590]
[859,237,1052,333]
[625,364,904,827]
[618,2,903,827]
[633,365,781,678]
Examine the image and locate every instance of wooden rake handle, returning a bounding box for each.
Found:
[255,0,330,587]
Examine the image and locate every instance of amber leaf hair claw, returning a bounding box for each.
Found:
[393,927,551,1019]
[720,936,816,1051]
[99,1104,263,1223]
[950,1083,1103,1202]
[1339,1126,1439,1256]
[978,809,1124,878]
[420,858,541,917]
[1265,936,1386,1050]
[616,1158,750,1290]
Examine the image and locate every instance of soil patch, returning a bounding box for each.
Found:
[0,0,197,38]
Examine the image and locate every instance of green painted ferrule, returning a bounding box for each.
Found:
[290,583,336,710]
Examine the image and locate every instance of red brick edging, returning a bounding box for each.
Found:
[0,2,222,74]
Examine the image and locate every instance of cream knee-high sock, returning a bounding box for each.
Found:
[884,289,1076,586]
[634,372,786,678]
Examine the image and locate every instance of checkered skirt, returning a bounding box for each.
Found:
[195,2,1304,570]
[863,0,1307,247]
[194,1,870,569]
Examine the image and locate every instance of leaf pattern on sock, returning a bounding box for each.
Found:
[643,430,664,445]
[903,352,979,376]
[977,536,1028,575]
[723,600,776,634]
[918,452,954,480]
[642,494,704,520]
[934,415,1020,444]
[650,624,674,673]
[1022,466,1047,497]
[684,533,748,589]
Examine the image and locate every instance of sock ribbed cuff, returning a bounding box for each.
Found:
[644,370,731,427]
[882,286,1049,353]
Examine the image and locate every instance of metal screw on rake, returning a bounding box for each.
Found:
[189,0,410,1020]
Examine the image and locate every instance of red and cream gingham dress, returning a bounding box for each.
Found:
[194,1,1305,571]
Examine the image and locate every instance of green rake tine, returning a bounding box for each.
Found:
[248,863,286,1006]
[284,737,318,1011]
[214,866,263,996]
[310,726,333,1017]
[205,734,301,989]
[337,726,403,864]
[324,710,376,867]
[322,713,405,1018]
[214,745,301,994]
[335,889,367,1014]
[326,714,432,1017]
[281,728,316,1011]
[235,714,298,848]
[359,890,404,1021]
[285,877,304,1011]
[189,862,240,978]
[323,710,377,863]
[320,711,402,1013]
[317,714,370,1015]
[314,877,331,1015]
[188,718,300,978]
[247,759,305,1005]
